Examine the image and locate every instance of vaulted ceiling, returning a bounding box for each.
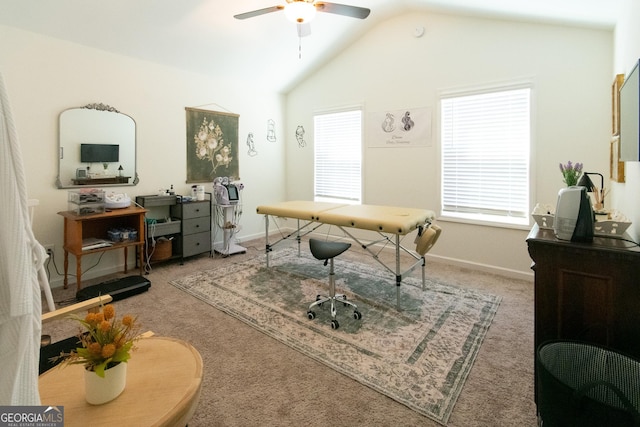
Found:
[0,0,621,93]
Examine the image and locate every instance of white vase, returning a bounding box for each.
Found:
[84,362,127,405]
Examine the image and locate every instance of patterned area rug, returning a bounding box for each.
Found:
[170,248,501,425]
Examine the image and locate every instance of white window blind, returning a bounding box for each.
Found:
[314,109,362,203]
[441,87,530,223]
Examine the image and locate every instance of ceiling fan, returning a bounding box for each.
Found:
[235,1,370,57]
[234,1,371,25]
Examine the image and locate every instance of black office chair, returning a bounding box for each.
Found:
[306,238,362,330]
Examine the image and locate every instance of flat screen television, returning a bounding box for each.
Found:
[80,143,119,163]
[620,59,640,161]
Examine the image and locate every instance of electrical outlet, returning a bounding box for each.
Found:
[43,244,54,255]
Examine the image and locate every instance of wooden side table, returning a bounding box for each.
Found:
[58,206,147,290]
[527,224,640,405]
[39,336,203,427]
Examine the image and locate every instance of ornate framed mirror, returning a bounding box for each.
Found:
[56,103,138,189]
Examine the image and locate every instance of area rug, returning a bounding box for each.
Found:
[169,248,501,425]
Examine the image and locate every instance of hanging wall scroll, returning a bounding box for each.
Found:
[186,107,239,182]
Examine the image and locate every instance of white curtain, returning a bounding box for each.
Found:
[0,71,45,405]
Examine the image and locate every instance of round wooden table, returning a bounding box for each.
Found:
[39,336,203,427]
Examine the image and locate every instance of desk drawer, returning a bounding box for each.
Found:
[178,202,209,219]
[182,232,211,257]
[182,217,210,236]
[150,220,181,236]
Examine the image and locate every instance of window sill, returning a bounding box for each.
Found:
[439,213,531,231]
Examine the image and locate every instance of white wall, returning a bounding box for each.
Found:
[0,25,286,287]
[612,0,640,242]
[285,11,613,278]
[0,10,619,285]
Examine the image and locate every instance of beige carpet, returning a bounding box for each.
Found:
[169,248,501,424]
[42,237,537,426]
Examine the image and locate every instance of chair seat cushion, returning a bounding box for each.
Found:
[309,239,351,260]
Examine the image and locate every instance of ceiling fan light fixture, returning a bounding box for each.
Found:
[284,1,317,24]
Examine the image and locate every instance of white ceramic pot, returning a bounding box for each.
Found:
[84,362,127,405]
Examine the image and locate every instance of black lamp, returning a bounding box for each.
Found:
[118,165,123,177]
[577,172,605,208]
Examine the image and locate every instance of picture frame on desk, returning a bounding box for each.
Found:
[610,135,625,183]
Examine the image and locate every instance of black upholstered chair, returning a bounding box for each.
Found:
[306,238,362,330]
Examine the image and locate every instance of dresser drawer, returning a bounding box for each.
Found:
[182,232,211,257]
[179,201,209,219]
[182,217,210,236]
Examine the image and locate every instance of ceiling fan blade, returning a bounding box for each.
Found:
[234,5,284,20]
[297,23,312,37]
[314,2,371,19]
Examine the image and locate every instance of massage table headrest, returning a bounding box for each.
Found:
[415,223,441,256]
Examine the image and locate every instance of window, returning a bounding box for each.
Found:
[314,109,362,204]
[440,84,531,226]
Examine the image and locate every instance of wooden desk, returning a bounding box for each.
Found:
[527,224,640,404]
[58,206,147,290]
[39,337,203,427]
[527,224,640,357]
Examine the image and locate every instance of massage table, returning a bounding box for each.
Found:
[256,201,439,310]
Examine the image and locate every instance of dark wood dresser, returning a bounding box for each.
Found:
[527,224,640,361]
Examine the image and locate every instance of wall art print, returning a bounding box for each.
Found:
[267,119,277,142]
[186,107,239,182]
[610,135,625,182]
[295,125,306,148]
[367,107,432,148]
[246,132,257,157]
[612,74,624,136]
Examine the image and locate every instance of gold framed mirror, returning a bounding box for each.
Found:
[56,103,138,189]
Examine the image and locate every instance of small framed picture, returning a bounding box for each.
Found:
[610,135,625,182]
[612,74,625,136]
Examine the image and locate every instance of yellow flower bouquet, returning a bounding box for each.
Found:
[65,304,139,377]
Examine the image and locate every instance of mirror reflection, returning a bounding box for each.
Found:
[56,103,138,188]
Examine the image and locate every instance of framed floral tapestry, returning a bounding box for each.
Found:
[186,107,239,183]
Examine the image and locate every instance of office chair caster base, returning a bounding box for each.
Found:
[353,311,362,320]
[331,319,339,330]
[307,311,316,320]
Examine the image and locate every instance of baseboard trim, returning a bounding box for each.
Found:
[424,253,534,282]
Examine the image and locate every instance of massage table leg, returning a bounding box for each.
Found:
[396,234,401,311]
[264,215,323,267]
[337,227,425,310]
[296,219,301,257]
[265,214,271,267]
[422,257,426,291]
